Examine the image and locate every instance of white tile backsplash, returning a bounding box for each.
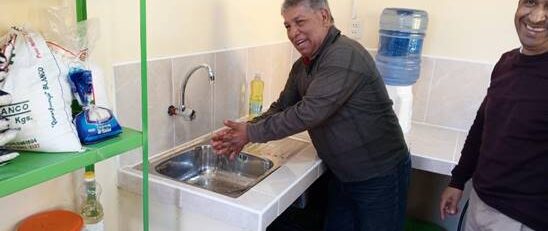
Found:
[424,58,492,130]
[412,57,435,122]
[171,53,216,147]
[114,59,175,164]
[113,43,493,166]
[147,59,175,155]
[214,48,248,128]
[270,43,292,106]
[248,45,274,110]
[114,62,142,130]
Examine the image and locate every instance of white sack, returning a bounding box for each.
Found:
[0,28,82,152]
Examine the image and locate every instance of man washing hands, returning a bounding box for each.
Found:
[211,1,411,230]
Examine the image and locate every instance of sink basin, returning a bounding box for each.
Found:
[140,135,310,198]
[150,144,276,198]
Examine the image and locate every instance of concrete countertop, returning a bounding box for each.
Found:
[405,122,466,176]
[293,121,464,176]
[118,134,323,231]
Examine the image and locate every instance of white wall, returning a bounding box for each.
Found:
[1,0,521,65]
[87,0,354,63]
[358,0,519,63]
[86,0,520,64]
[0,0,69,34]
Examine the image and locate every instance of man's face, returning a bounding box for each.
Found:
[515,0,548,55]
[282,3,331,58]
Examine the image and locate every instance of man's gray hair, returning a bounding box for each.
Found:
[281,0,334,22]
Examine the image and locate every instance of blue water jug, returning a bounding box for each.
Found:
[376,8,428,86]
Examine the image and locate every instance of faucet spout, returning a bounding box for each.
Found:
[176,64,215,121]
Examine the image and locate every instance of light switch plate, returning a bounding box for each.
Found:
[350,18,363,40]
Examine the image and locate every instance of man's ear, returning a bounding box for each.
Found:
[320,8,331,25]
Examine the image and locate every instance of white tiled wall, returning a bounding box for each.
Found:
[422,58,492,130]
[114,42,292,166]
[113,43,494,166]
[171,53,216,146]
[399,56,494,169]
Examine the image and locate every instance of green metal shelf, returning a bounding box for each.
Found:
[2,0,148,229]
[0,127,142,198]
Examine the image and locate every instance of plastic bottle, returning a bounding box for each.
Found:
[376,8,428,86]
[248,73,264,119]
[376,8,428,134]
[79,171,104,231]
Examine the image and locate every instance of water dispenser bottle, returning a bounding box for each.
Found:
[376,8,428,86]
[376,8,428,134]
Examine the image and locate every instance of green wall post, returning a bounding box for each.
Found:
[140,0,150,230]
[75,0,93,174]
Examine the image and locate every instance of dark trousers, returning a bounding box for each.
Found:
[324,156,411,231]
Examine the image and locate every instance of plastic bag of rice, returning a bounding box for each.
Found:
[0,27,82,152]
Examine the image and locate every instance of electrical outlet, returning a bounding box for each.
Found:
[350,18,362,40]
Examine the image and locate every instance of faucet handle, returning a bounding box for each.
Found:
[167,105,196,121]
[168,105,178,116]
[181,108,196,121]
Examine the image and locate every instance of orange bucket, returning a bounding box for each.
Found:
[18,210,83,231]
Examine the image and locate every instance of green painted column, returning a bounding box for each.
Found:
[75,1,149,230]
[75,0,93,174]
[140,0,150,230]
[75,0,87,22]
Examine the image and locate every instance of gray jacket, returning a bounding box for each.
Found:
[247,27,408,182]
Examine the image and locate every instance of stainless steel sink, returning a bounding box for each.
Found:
[152,145,274,198]
[140,135,310,198]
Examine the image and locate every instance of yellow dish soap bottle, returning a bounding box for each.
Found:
[249,73,264,119]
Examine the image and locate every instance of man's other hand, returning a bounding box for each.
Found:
[439,186,463,220]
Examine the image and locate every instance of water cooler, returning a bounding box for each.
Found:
[376,8,428,133]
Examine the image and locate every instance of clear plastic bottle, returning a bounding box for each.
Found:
[375,8,428,86]
[248,73,264,119]
[79,171,104,231]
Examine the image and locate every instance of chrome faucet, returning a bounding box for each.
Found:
[168,64,215,121]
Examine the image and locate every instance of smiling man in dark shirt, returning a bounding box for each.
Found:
[212,0,410,230]
[440,0,548,230]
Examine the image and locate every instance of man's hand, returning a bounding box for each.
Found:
[211,120,250,159]
[211,127,231,154]
[439,186,463,220]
